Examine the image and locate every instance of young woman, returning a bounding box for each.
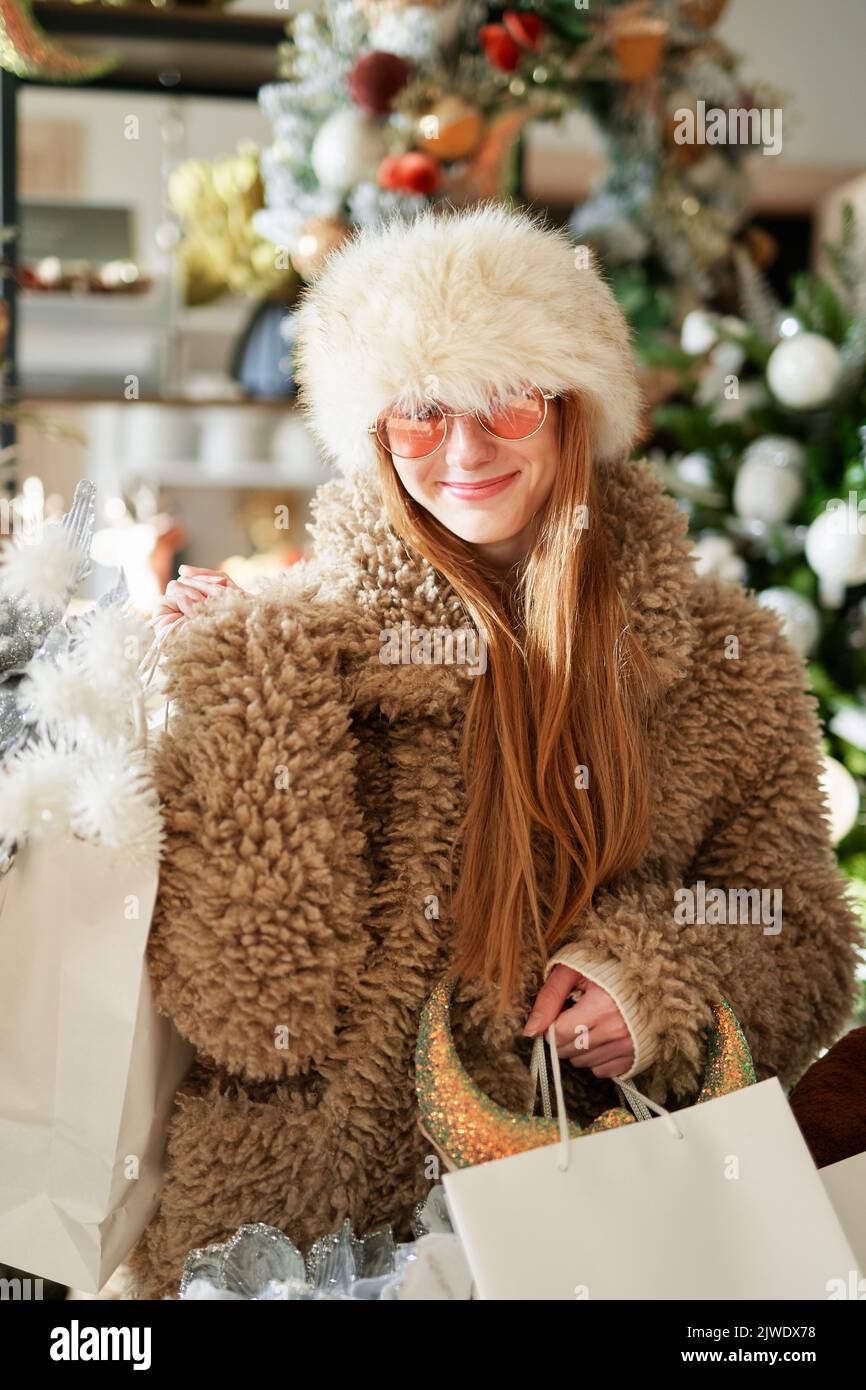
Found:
[135,202,861,1297]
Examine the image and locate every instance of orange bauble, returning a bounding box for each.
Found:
[611,18,668,81]
[416,96,483,161]
[291,216,352,281]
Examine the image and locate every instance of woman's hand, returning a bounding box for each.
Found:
[151,565,245,638]
[523,964,635,1079]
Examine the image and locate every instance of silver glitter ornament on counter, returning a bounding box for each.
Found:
[306,1218,396,1291]
[178,1198,455,1301]
[411,1183,454,1237]
[181,1222,308,1300]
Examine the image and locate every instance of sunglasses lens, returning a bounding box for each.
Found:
[479,385,546,440]
[377,403,445,459]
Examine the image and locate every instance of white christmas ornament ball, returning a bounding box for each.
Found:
[678,452,714,488]
[756,587,820,657]
[805,507,866,606]
[818,755,860,843]
[766,333,843,410]
[310,109,388,194]
[680,309,718,355]
[733,448,804,524]
[741,435,807,474]
[829,706,866,754]
[690,533,746,584]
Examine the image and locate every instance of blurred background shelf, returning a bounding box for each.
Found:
[32,1,286,97]
[19,393,294,407]
[138,459,313,488]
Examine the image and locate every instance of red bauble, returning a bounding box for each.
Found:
[378,151,441,196]
[347,50,413,116]
[377,154,403,190]
[479,24,522,71]
[502,11,546,49]
[401,152,441,195]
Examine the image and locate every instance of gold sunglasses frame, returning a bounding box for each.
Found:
[368,384,557,462]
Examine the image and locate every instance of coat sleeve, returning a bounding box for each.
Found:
[545,611,863,1103]
[146,580,370,1083]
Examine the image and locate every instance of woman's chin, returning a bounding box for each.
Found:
[436,508,528,548]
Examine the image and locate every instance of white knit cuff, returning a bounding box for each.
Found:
[544,944,660,1081]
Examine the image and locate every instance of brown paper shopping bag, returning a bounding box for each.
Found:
[0,834,192,1293]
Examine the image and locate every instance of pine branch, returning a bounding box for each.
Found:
[732,245,784,344]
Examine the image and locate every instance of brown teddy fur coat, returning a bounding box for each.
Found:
[125,452,863,1298]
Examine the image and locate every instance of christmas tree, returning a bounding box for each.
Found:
[644,206,866,1023]
[251,0,762,285]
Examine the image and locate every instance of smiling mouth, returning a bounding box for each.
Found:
[438,471,519,499]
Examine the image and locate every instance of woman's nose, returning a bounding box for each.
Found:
[443,413,497,469]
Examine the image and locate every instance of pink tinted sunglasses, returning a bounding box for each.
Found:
[368,383,557,461]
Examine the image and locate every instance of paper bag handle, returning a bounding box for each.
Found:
[529,1028,684,1170]
[138,623,183,734]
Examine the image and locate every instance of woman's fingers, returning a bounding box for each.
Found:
[524,966,636,1080]
[149,567,246,634]
[150,579,219,628]
[178,565,240,591]
[150,598,180,628]
[163,582,206,617]
[550,987,610,1050]
[591,1058,634,1080]
[569,1038,631,1068]
[554,1009,625,1059]
[523,963,584,1037]
[177,576,227,597]
[578,1051,635,1080]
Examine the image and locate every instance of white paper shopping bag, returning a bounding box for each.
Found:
[820,1150,866,1279]
[442,1074,862,1301]
[0,834,193,1293]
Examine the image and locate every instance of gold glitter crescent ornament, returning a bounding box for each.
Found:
[415,975,756,1169]
[0,0,118,81]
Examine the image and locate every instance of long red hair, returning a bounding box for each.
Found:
[375,392,660,1011]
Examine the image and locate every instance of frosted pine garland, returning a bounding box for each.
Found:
[0,526,87,608]
[69,745,163,861]
[0,741,82,840]
[0,603,164,864]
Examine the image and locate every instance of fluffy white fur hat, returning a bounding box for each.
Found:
[292,200,643,478]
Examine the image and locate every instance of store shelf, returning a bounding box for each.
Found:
[19,392,298,408]
[145,459,326,488]
[0,3,293,472]
[31,2,287,98]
